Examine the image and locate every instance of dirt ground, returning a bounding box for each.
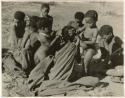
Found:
[2,1,124,97]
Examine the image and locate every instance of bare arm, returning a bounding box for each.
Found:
[49,35,60,47]
[75,36,80,46]
[10,23,18,49]
[77,25,86,35]
[21,29,31,48]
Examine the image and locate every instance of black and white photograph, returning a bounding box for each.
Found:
[1,0,124,96]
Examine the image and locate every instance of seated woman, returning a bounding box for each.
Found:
[34,17,53,65]
[88,25,123,76]
[27,25,80,91]
[9,11,26,50]
[49,25,80,81]
[27,17,55,90]
[21,16,41,74]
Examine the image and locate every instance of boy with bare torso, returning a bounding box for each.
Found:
[80,10,98,74]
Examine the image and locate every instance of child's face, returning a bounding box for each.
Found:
[39,27,50,34]
[75,18,83,27]
[14,18,25,27]
[70,21,79,29]
[25,16,30,26]
[75,18,82,23]
[68,28,76,37]
[41,7,49,17]
[14,19,19,25]
[84,17,96,28]
[102,33,113,41]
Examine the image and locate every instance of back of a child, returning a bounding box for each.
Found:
[34,17,52,65]
[21,16,41,74]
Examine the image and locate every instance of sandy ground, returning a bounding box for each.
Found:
[2,1,124,97]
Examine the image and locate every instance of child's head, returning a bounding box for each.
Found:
[62,26,76,42]
[37,17,50,34]
[99,25,114,42]
[29,16,40,32]
[14,11,25,25]
[74,12,84,26]
[84,10,98,28]
[41,3,50,17]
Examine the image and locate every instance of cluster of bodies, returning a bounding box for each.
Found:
[2,3,123,95]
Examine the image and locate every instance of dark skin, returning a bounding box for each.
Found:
[40,7,53,30]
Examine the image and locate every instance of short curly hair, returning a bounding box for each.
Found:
[85,10,98,21]
[37,17,50,29]
[99,25,113,37]
[29,16,40,32]
[14,11,25,21]
[74,12,84,21]
[41,3,50,11]
[62,25,76,41]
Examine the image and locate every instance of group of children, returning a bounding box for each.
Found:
[7,3,123,86]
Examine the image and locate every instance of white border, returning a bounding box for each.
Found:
[0,0,124,98]
[0,0,124,2]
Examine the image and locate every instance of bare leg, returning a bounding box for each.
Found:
[21,49,29,71]
[34,47,47,65]
[84,49,96,74]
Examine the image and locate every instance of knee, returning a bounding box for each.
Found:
[89,49,96,54]
[84,49,96,61]
[85,49,95,56]
[22,48,28,54]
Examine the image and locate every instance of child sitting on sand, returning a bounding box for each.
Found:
[97,25,123,66]
[80,10,98,74]
[67,11,85,58]
[9,11,26,50]
[27,18,57,90]
[21,16,41,73]
[89,25,123,76]
[34,17,53,65]
[49,25,80,81]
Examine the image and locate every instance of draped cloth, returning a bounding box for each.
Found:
[27,41,79,91]
[27,56,54,91]
[49,41,79,81]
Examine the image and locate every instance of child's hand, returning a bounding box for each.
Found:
[81,42,87,50]
[21,43,24,49]
[95,43,99,49]
[76,26,86,34]
[108,60,112,65]
[75,36,80,45]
